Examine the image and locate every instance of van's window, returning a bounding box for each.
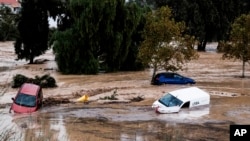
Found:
[15,93,36,107]
[159,93,183,107]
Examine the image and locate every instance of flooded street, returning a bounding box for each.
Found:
[1,41,250,141]
[2,96,250,141]
[0,103,230,141]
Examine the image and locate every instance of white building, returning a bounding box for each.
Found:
[0,0,21,14]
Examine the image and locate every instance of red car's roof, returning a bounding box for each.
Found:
[19,83,40,96]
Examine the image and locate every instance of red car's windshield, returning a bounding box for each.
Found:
[15,93,36,107]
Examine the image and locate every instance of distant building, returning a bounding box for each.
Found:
[0,0,21,13]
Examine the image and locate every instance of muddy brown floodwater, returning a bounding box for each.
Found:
[1,41,250,141]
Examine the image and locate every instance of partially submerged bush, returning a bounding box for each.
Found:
[11,74,29,88]
[130,95,144,102]
[99,89,118,100]
[12,74,57,88]
[99,93,118,100]
[35,74,57,88]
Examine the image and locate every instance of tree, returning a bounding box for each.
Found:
[138,6,198,81]
[240,0,250,14]
[154,0,219,51]
[221,14,250,78]
[120,14,146,71]
[120,2,149,71]
[154,0,247,51]
[14,0,49,64]
[0,5,18,41]
[51,0,145,74]
[51,0,99,74]
[14,0,64,64]
[97,0,144,72]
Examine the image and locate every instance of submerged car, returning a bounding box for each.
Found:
[151,72,195,85]
[152,87,210,114]
[10,83,43,113]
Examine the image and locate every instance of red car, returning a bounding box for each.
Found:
[10,83,43,113]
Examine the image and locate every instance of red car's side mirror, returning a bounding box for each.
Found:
[11,97,15,101]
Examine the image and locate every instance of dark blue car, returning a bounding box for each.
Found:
[151,72,196,85]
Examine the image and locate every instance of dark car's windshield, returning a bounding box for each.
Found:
[15,93,36,107]
[159,93,183,107]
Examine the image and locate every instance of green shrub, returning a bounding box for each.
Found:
[39,74,56,88]
[11,74,29,88]
[99,89,118,100]
[11,74,57,88]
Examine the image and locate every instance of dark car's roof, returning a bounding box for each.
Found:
[19,83,40,96]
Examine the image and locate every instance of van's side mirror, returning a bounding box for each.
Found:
[11,97,14,101]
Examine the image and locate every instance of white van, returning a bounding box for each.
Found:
[152,87,210,114]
